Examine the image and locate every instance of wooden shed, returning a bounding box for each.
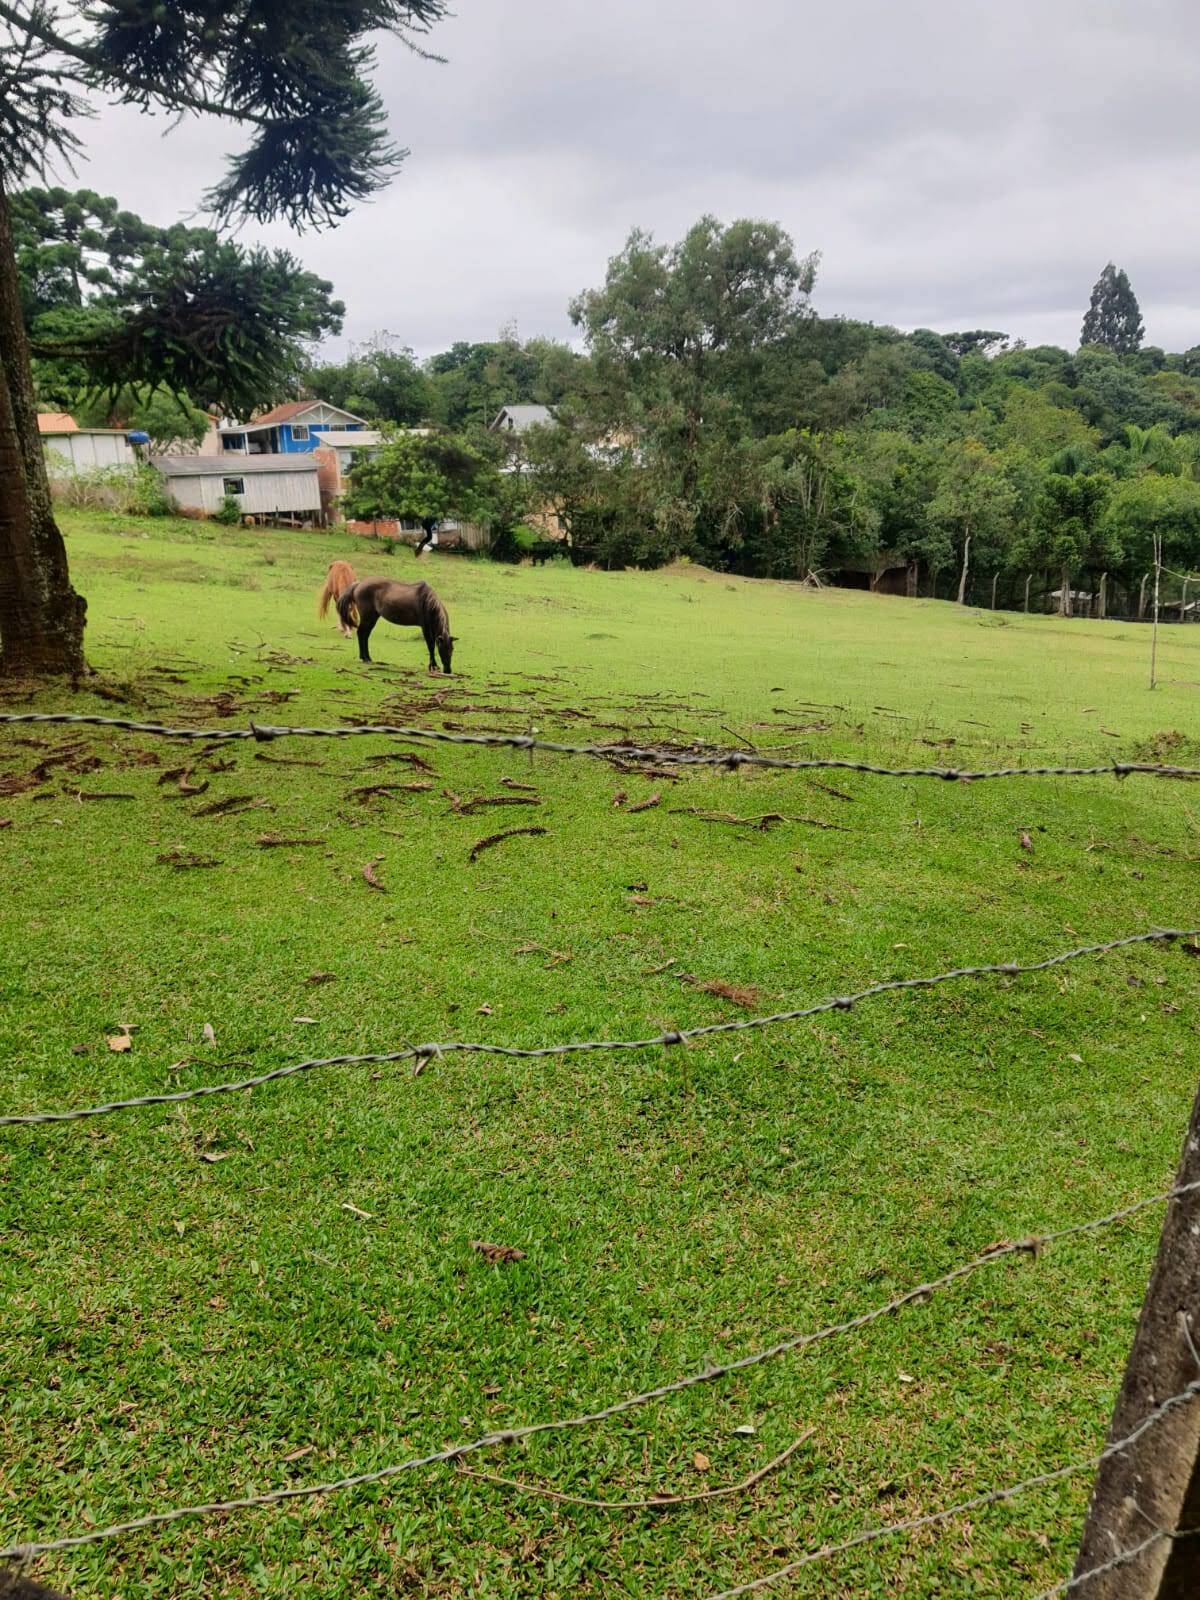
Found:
[154,455,322,521]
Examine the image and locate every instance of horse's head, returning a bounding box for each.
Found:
[438,631,455,674]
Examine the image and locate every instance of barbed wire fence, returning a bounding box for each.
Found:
[2,708,1200,781]
[3,714,1200,1594]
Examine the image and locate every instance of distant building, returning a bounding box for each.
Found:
[219,399,381,457]
[154,455,322,523]
[489,403,554,435]
[39,413,136,473]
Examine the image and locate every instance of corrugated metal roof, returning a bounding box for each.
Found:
[153,455,320,477]
[313,430,382,448]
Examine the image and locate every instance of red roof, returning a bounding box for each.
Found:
[38,412,78,433]
[249,400,314,427]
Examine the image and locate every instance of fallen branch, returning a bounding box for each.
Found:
[346,781,433,803]
[362,858,386,892]
[627,793,662,813]
[456,795,541,814]
[254,834,326,849]
[499,776,539,793]
[669,808,848,833]
[192,794,268,818]
[255,753,326,768]
[469,826,548,863]
[455,1431,812,1511]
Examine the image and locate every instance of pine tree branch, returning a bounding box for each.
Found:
[0,0,271,127]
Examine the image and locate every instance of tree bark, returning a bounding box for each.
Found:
[1098,571,1108,620]
[956,531,971,604]
[0,174,87,677]
[1070,1081,1200,1597]
[906,559,918,598]
[1060,563,1073,617]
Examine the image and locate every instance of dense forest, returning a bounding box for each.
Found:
[22,190,1200,611]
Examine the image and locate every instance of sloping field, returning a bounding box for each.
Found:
[3,510,1200,1597]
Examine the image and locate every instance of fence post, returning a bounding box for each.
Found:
[991,572,999,610]
[1098,572,1108,620]
[1070,1081,1200,1596]
[1024,573,1032,613]
[1151,537,1162,689]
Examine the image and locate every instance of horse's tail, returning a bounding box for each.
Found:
[336,584,360,630]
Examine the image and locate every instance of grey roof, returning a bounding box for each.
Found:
[490,404,554,433]
[152,455,319,476]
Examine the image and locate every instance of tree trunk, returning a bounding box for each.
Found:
[990,572,998,610]
[1060,564,1072,617]
[1098,572,1108,620]
[928,565,940,600]
[0,175,87,678]
[956,532,971,604]
[906,559,918,598]
[1139,572,1151,621]
[1024,573,1032,613]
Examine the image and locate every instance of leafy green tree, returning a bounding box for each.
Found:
[571,216,817,552]
[0,0,447,677]
[425,335,582,431]
[307,332,432,426]
[1080,262,1144,355]
[1102,473,1200,579]
[928,440,1018,603]
[1022,471,1115,614]
[343,432,510,533]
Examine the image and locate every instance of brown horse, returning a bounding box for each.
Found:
[337,577,454,671]
[316,560,358,637]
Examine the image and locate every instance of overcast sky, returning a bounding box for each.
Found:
[71,0,1200,360]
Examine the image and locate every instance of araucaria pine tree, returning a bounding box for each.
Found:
[1080,262,1145,356]
[0,1,447,678]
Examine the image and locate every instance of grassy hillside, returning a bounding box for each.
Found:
[3,509,1200,1597]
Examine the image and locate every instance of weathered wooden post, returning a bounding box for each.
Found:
[991,572,999,610]
[1024,573,1032,613]
[1071,1080,1200,1596]
[1151,537,1162,689]
[1098,572,1108,620]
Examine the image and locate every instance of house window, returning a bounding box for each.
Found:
[223,477,246,496]
[291,424,310,442]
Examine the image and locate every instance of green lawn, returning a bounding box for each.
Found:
[3,509,1200,1598]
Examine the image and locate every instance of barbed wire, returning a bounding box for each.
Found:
[1034,1529,1164,1599]
[3,927,1192,1128]
[697,1382,1200,1600]
[1,710,1197,782]
[3,1183,1197,1564]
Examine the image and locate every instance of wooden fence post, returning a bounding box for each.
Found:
[1024,573,1032,613]
[1070,1081,1200,1596]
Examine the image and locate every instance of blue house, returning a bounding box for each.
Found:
[219,399,378,456]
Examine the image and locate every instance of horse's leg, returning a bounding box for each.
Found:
[357,612,378,664]
[422,620,438,673]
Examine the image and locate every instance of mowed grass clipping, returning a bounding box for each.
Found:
[2,509,1200,1598]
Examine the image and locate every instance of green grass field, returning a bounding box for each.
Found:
[3,509,1200,1598]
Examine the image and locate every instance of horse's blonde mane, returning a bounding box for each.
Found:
[317,559,357,620]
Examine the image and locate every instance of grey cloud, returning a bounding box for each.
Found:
[61,0,1200,358]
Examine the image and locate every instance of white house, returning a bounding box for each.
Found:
[154,455,322,522]
[489,404,553,435]
[39,414,136,473]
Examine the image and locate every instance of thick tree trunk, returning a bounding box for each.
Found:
[906,559,918,598]
[956,531,971,604]
[0,175,87,678]
[1060,563,1072,617]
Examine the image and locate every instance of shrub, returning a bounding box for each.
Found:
[50,464,176,516]
[213,494,243,526]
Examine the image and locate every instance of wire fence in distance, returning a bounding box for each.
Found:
[2,709,1199,783]
[2,927,1194,1128]
[3,1181,1198,1564]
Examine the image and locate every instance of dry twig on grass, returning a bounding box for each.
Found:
[469,826,548,863]
[455,1431,813,1511]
